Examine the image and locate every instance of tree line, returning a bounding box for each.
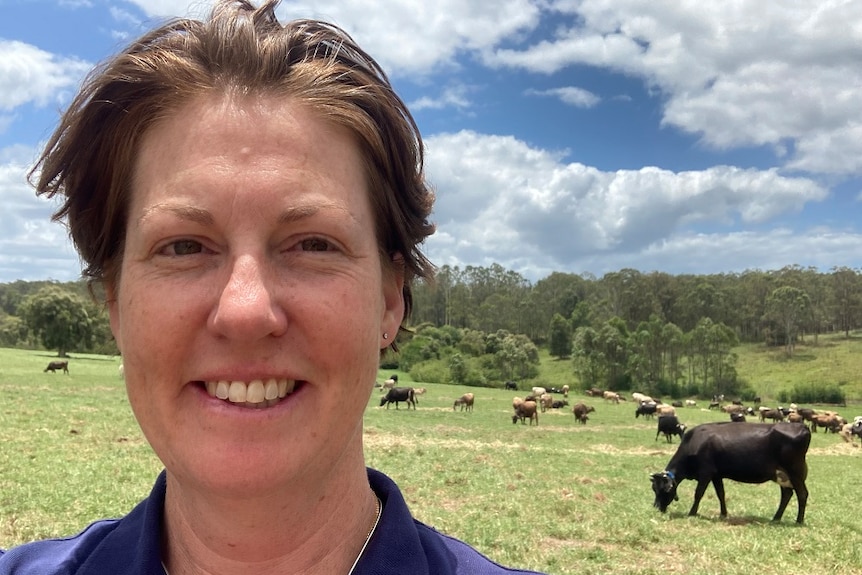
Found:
[2,263,860,402]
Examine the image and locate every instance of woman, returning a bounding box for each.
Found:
[0,1,545,574]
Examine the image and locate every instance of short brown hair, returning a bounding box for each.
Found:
[30,0,435,329]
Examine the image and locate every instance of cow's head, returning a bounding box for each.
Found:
[650,470,679,512]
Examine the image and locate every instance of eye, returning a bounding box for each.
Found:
[299,237,334,252]
[160,239,205,256]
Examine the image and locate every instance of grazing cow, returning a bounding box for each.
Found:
[504,380,518,391]
[453,393,475,412]
[512,400,538,425]
[562,384,569,398]
[758,407,786,423]
[603,390,621,404]
[839,420,862,444]
[44,360,69,374]
[380,374,399,393]
[379,387,415,410]
[656,415,686,443]
[650,422,811,523]
[586,387,605,397]
[684,399,697,407]
[531,387,547,398]
[809,413,843,433]
[572,402,594,424]
[635,401,658,419]
[539,393,554,412]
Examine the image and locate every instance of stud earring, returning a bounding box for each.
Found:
[383,332,389,340]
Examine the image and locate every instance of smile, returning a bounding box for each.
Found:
[204,379,296,409]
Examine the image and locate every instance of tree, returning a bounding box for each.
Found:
[20,286,94,357]
[548,313,572,359]
[765,286,810,355]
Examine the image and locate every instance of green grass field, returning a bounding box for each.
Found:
[2,345,862,574]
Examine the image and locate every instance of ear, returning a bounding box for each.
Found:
[380,252,405,348]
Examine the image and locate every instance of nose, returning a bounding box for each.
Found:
[209,254,287,340]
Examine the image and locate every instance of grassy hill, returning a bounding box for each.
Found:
[531,331,862,404]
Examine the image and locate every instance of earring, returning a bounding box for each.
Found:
[383,332,389,340]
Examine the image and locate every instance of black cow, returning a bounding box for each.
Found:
[504,381,518,391]
[650,422,810,523]
[44,360,69,374]
[379,387,415,410]
[635,401,658,419]
[655,415,686,443]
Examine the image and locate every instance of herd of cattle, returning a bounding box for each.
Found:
[374,375,862,524]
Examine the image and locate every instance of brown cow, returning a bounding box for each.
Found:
[453,393,474,412]
[572,402,595,424]
[44,360,69,374]
[512,400,538,425]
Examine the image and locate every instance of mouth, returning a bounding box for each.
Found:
[202,379,298,409]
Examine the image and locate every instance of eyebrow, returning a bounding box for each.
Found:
[140,204,214,225]
[139,200,354,226]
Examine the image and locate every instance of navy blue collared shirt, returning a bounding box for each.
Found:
[0,468,546,574]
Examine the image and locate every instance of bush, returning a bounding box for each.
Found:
[777,382,846,405]
[409,359,448,384]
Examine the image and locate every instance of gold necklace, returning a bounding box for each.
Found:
[346,494,383,575]
[161,495,383,575]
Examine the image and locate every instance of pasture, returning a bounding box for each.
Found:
[1,348,862,574]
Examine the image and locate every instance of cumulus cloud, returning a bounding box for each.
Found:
[424,131,829,280]
[484,1,862,177]
[526,86,600,108]
[0,40,91,112]
[0,147,80,281]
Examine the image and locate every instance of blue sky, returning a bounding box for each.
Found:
[2,0,861,284]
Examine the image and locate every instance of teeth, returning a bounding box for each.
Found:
[247,380,265,403]
[205,378,295,406]
[264,379,279,400]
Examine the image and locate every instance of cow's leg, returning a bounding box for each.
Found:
[689,480,710,516]
[711,477,728,517]
[794,480,808,524]
[772,486,794,522]
[655,429,660,441]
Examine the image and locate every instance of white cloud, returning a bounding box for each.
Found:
[483,1,862,176]
[526,86,600,108]
[0,148,80,282]
[0,40,92,112]
[409,85,473,111]
[424,130,830,280]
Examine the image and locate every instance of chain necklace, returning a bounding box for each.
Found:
[161,495,383,575]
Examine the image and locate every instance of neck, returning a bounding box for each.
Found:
[161,462,379,575]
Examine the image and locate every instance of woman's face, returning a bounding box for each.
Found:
[107,93,403,495]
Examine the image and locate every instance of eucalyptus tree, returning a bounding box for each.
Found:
[765,286,810,355]
[19,286,94,357]
[829,266,862,338]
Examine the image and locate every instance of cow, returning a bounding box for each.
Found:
[453,393,474,412]
[551,399,569,409]
[504,380,518,391]
[572,402,594,424]
[44,360,69,374]
[379,387,415,410]
[512,400,538,425]
[561,384,569,398]
[635,401,658,420]
[650,422,811,523]
[379,374,398,393]
[656,415,686,443]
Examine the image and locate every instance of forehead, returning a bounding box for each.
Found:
[129,92,372,212]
